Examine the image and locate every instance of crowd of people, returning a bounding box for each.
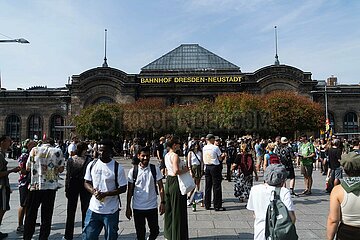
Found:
[0,133,359,239]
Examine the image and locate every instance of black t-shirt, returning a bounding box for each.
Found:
[327,147,342,169]
[157,143,164,159]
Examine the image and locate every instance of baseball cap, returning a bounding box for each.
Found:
[206,134,215,140]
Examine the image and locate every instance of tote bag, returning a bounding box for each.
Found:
[178,172,196,195]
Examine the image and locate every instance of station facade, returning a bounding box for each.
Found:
[0,44,359,141]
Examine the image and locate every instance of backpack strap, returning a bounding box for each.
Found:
[114,161,121,205]
[132,164,158,195]
[132,165,139,196]
[150,164,159,195]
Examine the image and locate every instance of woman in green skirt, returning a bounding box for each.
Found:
[164,136,189,240]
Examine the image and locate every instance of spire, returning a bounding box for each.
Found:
[102,29,108,67]
[274,26,280,66]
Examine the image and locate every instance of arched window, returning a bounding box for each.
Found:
[28,115,43,140]
[328,113,335,132]
[50,115,64,141]
[5,115,21,141]
[92,96,115,105]
[343,112,359,133]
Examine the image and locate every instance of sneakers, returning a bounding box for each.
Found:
[187,199,192,206]
[0,232,8,239]
[290,191,299,197]
[16,225,24,233]
[214,207,226,211]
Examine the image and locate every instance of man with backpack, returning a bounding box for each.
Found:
[247,164,297,240]
[275,137,298,196]
[126,146,165,240]
[83,139,127,240]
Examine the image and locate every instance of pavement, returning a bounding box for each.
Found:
[2,157,329,239]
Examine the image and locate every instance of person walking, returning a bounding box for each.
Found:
[126,146,165,240]
[203,134,226,211]
[247,164,296,240]
[164,136,189,240]
[63,142,92,240]
[326,139,343,188]
[23,137,65,240]
[233,143,258,202]
[275,137,298,196]
[16,139,36,234]
[327,152,360,239]
[299,134,315,195]
[187,141,203,205]
[0,135,21,239]
[82,139,127,240]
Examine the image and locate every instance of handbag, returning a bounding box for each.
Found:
[177,171,196,195]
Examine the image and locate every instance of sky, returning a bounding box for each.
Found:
[1,0,360,90]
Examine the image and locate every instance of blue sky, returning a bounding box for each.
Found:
[0,0,359,89]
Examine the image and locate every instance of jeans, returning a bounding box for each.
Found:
[82,209,119,240]
[133,208,159,240]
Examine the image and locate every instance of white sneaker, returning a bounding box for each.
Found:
[187,199,191,206]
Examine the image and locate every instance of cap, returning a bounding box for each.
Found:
[264,164,288,186]
[281,137,289,144]
[340,152,360,172]
[206,134,215,140]
[215,136,220,141]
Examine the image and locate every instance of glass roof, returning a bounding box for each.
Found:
[141,44,239,71]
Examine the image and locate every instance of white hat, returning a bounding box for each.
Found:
[280,137,289,144]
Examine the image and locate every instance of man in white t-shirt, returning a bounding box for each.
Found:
[247,164,296,240]
[203,134,226,211]
[126,147,165,240]
[67,136,78,157]
[83,139,127,240]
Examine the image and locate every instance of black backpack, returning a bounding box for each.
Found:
[265,188,298,240]
[132,164,158,195]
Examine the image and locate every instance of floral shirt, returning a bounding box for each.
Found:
[26,144,65,191]
[18,152,30,187]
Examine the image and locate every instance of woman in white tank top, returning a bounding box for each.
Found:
[327,152,360,239]
[164,136,189,240]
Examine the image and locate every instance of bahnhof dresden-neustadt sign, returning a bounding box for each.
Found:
[140,75,243,84]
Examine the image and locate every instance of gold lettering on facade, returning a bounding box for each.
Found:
[140,76,243,84]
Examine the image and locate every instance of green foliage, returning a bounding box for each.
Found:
[73,92,324,139]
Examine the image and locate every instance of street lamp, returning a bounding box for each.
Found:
[0,38,30,43]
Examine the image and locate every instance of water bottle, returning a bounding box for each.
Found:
[192,202,196,212]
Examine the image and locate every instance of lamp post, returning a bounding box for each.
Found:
[0,38,30,44]
[311,80,341,137]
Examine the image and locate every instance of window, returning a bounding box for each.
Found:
[50,115,64,141]
[5,115,20,141]
[343,112,359,133]
[28,115,43,140]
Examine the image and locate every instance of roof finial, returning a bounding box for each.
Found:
[102,29,108,67]
[274,26,280,66]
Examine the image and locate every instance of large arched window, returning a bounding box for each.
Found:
[28,115,43,140]
[92,96,115,105]
[50,115,64,141]
[5,115,21,141]
[343,112,359,133]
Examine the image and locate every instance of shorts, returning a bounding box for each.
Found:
[0,187,11,211]
[256,156,263,165]
[191,165,202,179]
[19,185,29,207]
[300,164,313,178]
[286,166,295,179]
[331,167,343,180]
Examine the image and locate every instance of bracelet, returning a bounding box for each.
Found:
[161,201,166,204]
